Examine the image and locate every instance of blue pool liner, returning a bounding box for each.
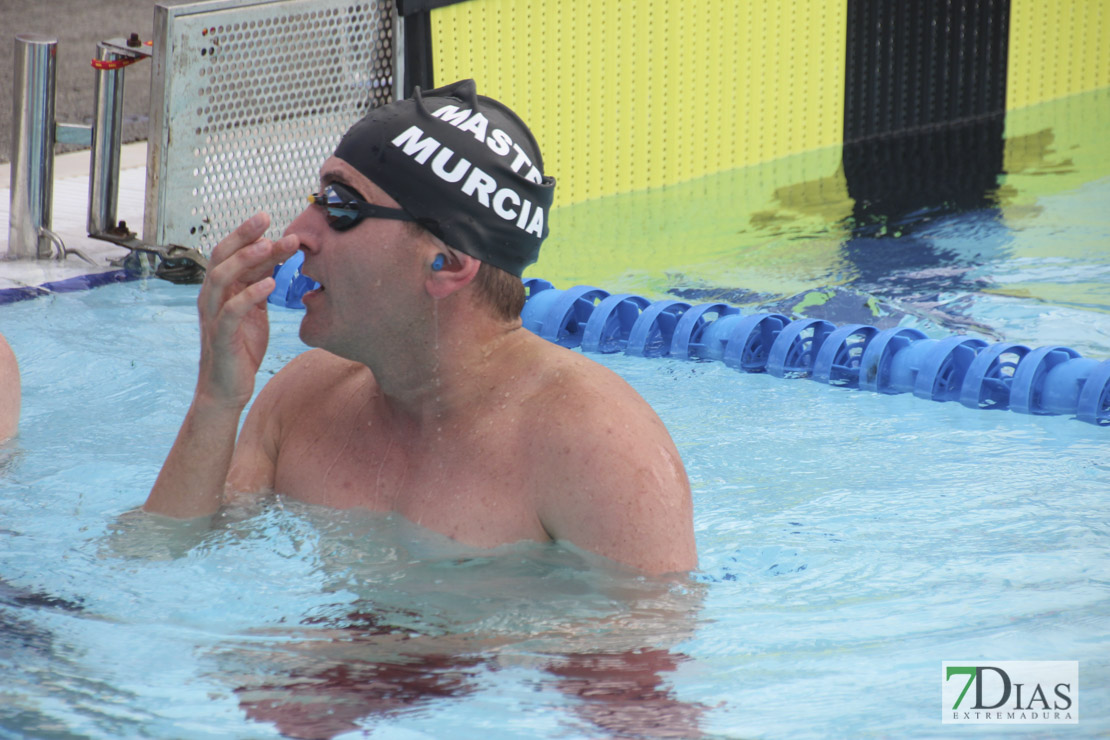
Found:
[268,258,1110,427]
[0,269,136,306]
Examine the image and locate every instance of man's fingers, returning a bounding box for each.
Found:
[200,218,302,322]
[237,234,301,285]
[202,233,298,310]
[215,276,276,333]
[200,237,268,317]
[209,212,271,267]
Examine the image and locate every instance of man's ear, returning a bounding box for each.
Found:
[425,250,480,299]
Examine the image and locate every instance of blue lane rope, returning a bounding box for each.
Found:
[268,256,1110,426]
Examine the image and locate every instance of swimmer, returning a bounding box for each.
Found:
[143,80,696,574]
[0,333,19,441]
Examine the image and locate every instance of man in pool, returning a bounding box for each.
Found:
[143,80,696,575]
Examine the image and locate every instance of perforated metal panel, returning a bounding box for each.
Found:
[144,0,397,255]
[429,0,847,207]
[1008,0,1110,110]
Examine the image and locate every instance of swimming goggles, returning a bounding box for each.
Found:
[307,181,415,231]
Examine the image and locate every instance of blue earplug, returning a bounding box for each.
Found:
[432,254,446,271]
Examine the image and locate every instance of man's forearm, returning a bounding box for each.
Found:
[143,397,245,519]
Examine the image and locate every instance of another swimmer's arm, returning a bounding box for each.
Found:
[0,333,19,441]
[143,214,297,519]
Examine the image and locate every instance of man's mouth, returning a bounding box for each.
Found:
[300,272,325,300]
[301,270,323,290]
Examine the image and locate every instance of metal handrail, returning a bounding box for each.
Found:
[7,31,207,275]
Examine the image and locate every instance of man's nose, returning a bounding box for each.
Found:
[284,201,323,252]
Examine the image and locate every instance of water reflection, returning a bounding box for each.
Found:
[841,113,1007,292]
[206,503,706,739]
[233,627,701,740]
[0,579,90,736]
[235,634,489,739]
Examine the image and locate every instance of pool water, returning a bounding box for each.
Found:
[2,167,1109,737]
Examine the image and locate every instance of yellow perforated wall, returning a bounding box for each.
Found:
[1007,0,1110,109]
[419,0,1109,293]
[429,0,847,208]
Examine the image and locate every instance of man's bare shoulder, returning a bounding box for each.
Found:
[251,348,369,419]
[266,348,365,391]
[519,340,667,436]
[521,346,683,492]
[516,339,696,574]
[229,349,371,494]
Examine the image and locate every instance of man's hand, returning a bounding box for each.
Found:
[143,213,298,519]
[196,213,300,409]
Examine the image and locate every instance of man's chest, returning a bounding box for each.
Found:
[269,420,548,547]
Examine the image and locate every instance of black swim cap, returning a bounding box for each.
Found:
[333,79,556,277]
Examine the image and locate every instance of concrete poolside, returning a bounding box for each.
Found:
[1,142,149,294]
